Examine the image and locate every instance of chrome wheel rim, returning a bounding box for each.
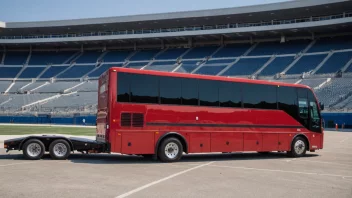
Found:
[164,142,179,159]
[53,143,68,157]
[27,143,42,157]
[294,140,305,155]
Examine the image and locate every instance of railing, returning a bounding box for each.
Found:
[1,12,351,40]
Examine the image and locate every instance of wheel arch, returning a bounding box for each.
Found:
[292,133,310,151]
[155,132,188,154]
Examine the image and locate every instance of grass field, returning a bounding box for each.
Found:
[0,125,95,136]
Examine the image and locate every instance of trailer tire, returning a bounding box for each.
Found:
[49,139,71,160]
[158,137,183,163]
[22,139,45,160]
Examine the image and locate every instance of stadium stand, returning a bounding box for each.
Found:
[1,0,352,122]
[259,56,294,76]
[286,54,327,74]
[4,52,28,65]
[102,51,131,62]
[18,66,46,78]
[222,58,270,76]
[29,51,75,65]
[57,65,95,78]
[156,48,187,60]
[39,65,69,78]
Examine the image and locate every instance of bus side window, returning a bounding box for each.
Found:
[298,98,308,119]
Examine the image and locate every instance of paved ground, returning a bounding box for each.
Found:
[0,131,351,198]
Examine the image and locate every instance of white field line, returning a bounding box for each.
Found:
[0,123,95,128]
[115,162,214,198]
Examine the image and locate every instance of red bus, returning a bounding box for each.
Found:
[97,67,323,162]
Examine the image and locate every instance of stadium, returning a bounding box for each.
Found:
[0,0,352,127]
[1,1,352,198]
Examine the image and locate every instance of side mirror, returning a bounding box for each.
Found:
[319,102,324,110]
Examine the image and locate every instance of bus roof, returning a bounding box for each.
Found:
[108,67,311,89]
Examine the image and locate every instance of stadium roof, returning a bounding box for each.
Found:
[3,0,350,30]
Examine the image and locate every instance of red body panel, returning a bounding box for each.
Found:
[98,68,323,155]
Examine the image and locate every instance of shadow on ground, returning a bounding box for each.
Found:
[0,149,319,165]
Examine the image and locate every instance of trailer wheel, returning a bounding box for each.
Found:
[23,139,45,160]
[49,139,71,160]
[158,137,183,163]
[287,136,307,158]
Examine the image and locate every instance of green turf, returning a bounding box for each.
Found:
[0,125,95,136]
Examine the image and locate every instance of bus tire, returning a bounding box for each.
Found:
[22,139,45,160]
[49,139,71,160]
[288,136,307,158]
[158,137,183,163]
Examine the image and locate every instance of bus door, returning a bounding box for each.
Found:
[297,88,322,149]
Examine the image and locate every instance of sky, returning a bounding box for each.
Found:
[0,0,291,22]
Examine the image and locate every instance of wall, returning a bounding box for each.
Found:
[0,115,96,126]
[321,112,352,128]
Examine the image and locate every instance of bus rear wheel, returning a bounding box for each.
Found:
[158,137,183,163]
[288,136,307,158]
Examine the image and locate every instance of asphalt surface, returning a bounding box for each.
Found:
[0,131,351,198]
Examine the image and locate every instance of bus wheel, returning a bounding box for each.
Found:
[158,137,183,163]
[288,136,307,158]
[23,139,45,160]
[49,139,71,160]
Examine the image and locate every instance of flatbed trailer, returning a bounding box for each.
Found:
[4,135,109,160]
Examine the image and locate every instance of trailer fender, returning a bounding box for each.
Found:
[155,132,188,154]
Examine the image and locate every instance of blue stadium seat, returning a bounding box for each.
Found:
[19,67,46,78]
[40,66,69,78]
[75,51,102,63]
[57,65,95,78]
[146,65,178,72]
[309,35,352,53]
[129,50,159,61]
[88,64,120,77]
[126,62,149,69]
[259,56,294,76]
[222,58,269,76]
[286,54,327,74]
[212,44,251,58]
[175,60,201,73]
[0,67,22,78]
[4,52,29,65]
[344,64,352,73]
[102,51,131,62]
[195,65,227,75]
[249,40,309,56]
[0,52,3,63]
[316,52,352,74]
[182,46,219,59]
[156,48,187,60]
[29,51,75,65]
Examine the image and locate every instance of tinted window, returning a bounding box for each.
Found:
[219,82,242,108]
[199,79,219,107]
[160,76,181,105]
[117,72,130,102]
[299,98,308,119]
[130,74,159,104]
[278,86,298,119]
[182,78,198,106]
[243,84,277,109]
